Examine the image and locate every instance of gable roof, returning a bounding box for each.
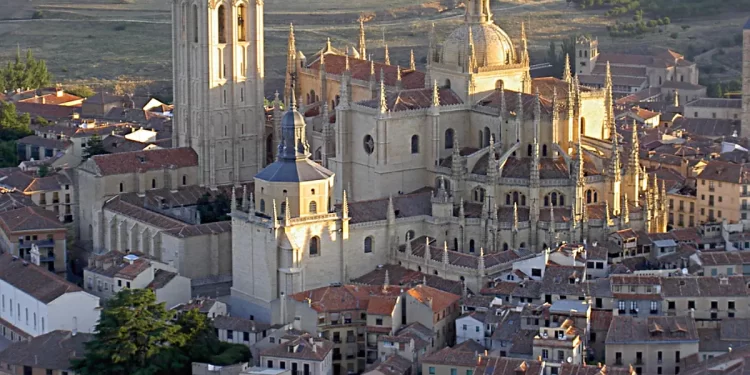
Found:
[289,284,402,313]
[406,284,460,313]
[697,160,750,184]
[0,252,84,303]
[89,147,198,176]
[307,54,425,90]
[0,330,92,370]
[0,206,67,233]
[357,87,463,112]
[260,333,333,362]
[606,316,698,344]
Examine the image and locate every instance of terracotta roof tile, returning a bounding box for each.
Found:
[260,332,333,362]
[0,252,84,303]
[406,284,459,313]
[289,284,402,313]
[606,316,698,344]
[0,206,66,233]
[476,355,544,375]
[367,296,398,316]
[697,160,750,184]
[13,102,79,120]
[0,330,92,371]
[358,87,462,112]
[308,55,425,90]
[90,147,198,176]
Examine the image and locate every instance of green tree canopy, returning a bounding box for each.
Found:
[72,289,251,375]
[0,101,31,141]
[0,47,52,92]
[82,134,109,160]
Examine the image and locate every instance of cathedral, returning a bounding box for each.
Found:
[224,0,669,321]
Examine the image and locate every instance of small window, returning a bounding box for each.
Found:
[119,182,124,193]
[182,175,187,185]
[151,179,156,189]
[363,135,375,154]
[364,237,373,253]
[310,236,320,257]
[445,128,455,149]
[260,199,265,213]
[309,201,318,214]
[411,135,419,154]
[406,230,415,242]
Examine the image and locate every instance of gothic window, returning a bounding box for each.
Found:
[364,237,373,253]
[260,199,265,213]
[182,175,187,185]
[469,239,475,253]
[544,196,549,206]
[309,201,317,214]
[309,90,316,104]
[503,243,509,251]
[527,144,532,157]
[237,4,247,42]
[473,187,486,203]
[453,238,458,251]
[406,230,415,242]
[495,80,504,90]
[411,135,419,154]
[506,192,526,206]
[192,5,199,43]
[520,242,526,249]
[586,189,598,204]
[478,131,483,148]
[151,179,156,189]
[280,201,286,215]
[217,5,227,44]
[445,128,455,149]
[445,79,451,89]
[119,182,124,193]
[542,144,548,157]
[483,127,491,147]
[363,135,374,154]
[545,192,565,207]
[310,236,320,256]
[580,117,587,136]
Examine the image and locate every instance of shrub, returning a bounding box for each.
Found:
[670,32,679,39]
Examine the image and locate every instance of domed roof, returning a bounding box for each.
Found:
[442,23,516,68]
[281,107,306,129]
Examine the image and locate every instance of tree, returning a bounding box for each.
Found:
[0,101,31,141]
[82,134,109,160]
[66,85,96,98]
[37,164,49,177]
[196,192,232,224]
[0,47,52,92]
[71,289,186,375]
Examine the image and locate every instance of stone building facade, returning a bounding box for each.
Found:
[230,0,668,322]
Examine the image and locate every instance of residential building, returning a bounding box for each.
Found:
[662,276,750,320]
[455,311,486,346]
[363,355,412,375]
[214,315,271,348]
[192,362,252,375]
[610,275,663,318]
[0,169,75,223]
[377,322,435,373]
[684,98,742,121]
[0,330,92,375]
[173,298,229,319]
[605,316,699,375]
[696,160,748,224]
[533,301,588,374]
[667,187,697,229]
[558,364,636,375]
[260,332,334,375]
[404,285,461,350]
[83,250,191,309]
[0,252,100,341]
[691,251,750,277]
[0,206,67,275]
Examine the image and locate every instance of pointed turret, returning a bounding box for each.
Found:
[241,184,248,210]
[478,248,486,275]
[249,193,255,213]
[513,202,519,232]
[342,190,349,219]
[443,242,450,265]
[384,44,391,65]
[520,22,529,65]
[604,200,611,227]
[424,237,431,264]
[432,80,440,108]
[405,236,413,257]
[628,121,640,173]
[576,140,585,186]
[383,269,389,291]
[284,196,291,226]
[410,49,416,70]
[396,66,402,90]
[459,197,466,221]
[285,23,298,108]
[621,193,630,225]
[272,199,279,228]
[379,69,387,114]
[487,135,498,180]
[387,195,396,224]
[345,53,350,72]
[563,53,572,83]
[604,61,616,139]
[499,84,507,115]
[490,202,498,222]
[468,27,477,72]
[231,187,237,212]
[358,17,367,58]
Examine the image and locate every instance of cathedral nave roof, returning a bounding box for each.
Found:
[477,89,559,117]
[438,147,481,168]
[458,202,530,222]
[358,87,463,112]
[405,236,525,269]
[498,157,571,179]
[307,54,426,90]
[345,190,433,224]
[351,264,465,295]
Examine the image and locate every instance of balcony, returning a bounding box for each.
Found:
[635,358,644,365]
[346,336,356,343]
[332,353,342,361]
[615,359,623,366]
[18,239,55,249]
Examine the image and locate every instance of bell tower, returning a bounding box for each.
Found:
[171,0,267,188]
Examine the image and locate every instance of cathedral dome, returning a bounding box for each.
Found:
[442,23,516,68]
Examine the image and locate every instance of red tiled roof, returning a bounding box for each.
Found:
[308,55,425,90]
[290,284,402,313]
[367,296,398,316]
[13,102,79,120]
[19,93,83,105]
[406,284,459,313]
[90,147,198,176]
[0,206,66,234]
[358,87,463,112]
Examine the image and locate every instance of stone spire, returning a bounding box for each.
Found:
[487,135,497,180]
[563,53,572,83]
[379,69,387,114]
[520,22,529,64]
[278,83,311,161]
[628,121,640,173]
[478,248,485,275]
[342,190,349,219]
[370,60,375,76]
[604,200,611,227]
[320,47,325,66]
[468,27,477,72]
[621,193,630,224]
[499,85,507,115]
[396,66,402,90]
[231,186,237,212]
[405,236,413,257]
[548,206,555,247]
[241,184,248,210]
[410,49,416,70]
[248,193,255,213]
[424,237,431,264]
[604,61,616,139]
[387,195,396,224]
[358,17,367,58]
[383,270,389,291]
[384,44,391,65]
[345,53,350,72]
[432,80,440,107]
[490,202,498,222]
[576,139,585,186]
[513,202,519,232]
[443,241,450,266]
[272,199,279,228]
[459,197,466,221]
[284,196,291,226]
[516,91,524,125]
[285,23,297,108]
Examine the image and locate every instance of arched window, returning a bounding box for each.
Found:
[151,179,156,189]
[364,237,373,253]
[280,201,287,215]
[217,5,227,44]
[503,243,509,251]
[507,192,526,206]
[434,270,439,275]
[309,201,317,214]
[418,266,422,272]
[445,79,451,89]
[579,50,582,58]
[237,4,247,42]
[473,187,486,203]
[483,127,491,147]
[182,175,187,185]
[453,238,458,251]
[560,195,565,207]
[411,135,419,154]
[586,189,598,203]
[309,90,316,104]
[544,196,549,206]
[542,144,548,157]
[406,230,415,242]
[310,236,320,256]
[551,192,558,206]
[520,242,526,249]
[445,128,454,149]
[506,194,511,205]
[260,199,265,213]
[495,80,504,90]
[469,239,475,253]
[527,144,532,156]
[119,182,124,193]
[192,5,198,43]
